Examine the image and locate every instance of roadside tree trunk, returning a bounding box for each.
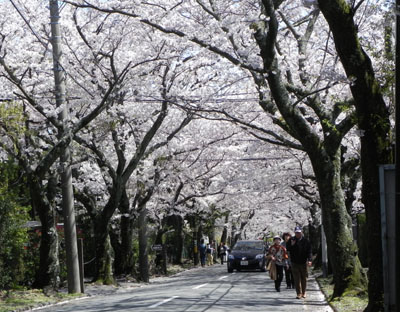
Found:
[30,174,60,289]
[113,190,135,275]
[318,1,393,309]
[220,214,229,244]
[93,221,115,285]
[311,149,365,297]
[154,226,167,274]
[138,206,149,282]
[167,215,184,265]
[93,189,122,284]
[253,0,366,297]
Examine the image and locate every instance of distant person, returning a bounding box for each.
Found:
[267,236,288,292]
[286,226,312,299]
[211,240,219,263]
[199,239,206,267]
[281,232,294,289]
[206,243,214,266]
[219,242,228,264]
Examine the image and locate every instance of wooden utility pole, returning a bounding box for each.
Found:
[49,0,81,293]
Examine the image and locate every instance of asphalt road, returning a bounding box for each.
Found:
[38,265,333,312]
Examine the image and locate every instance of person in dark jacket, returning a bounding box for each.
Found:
[286,226,312,299]
[199,239,207,267]
[281,232,294,289]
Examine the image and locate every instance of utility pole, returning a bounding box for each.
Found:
[49,0,81,293]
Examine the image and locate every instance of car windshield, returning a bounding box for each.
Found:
[233,241,264,251]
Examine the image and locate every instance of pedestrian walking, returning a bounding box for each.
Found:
[219,242,228,264]
[199,239,207,267]
[281,232,294,289]
[206,243,214,266]
[211,240,219,264]
[267,235,288,292]
[286,226,312,299]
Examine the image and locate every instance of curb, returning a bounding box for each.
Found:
[314,274,338,312]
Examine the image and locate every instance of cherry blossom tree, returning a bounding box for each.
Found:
[318,1,393,308]
[65,0,371,296]
[0,0,154,288]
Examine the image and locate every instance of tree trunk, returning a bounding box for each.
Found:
[109,230,122,275]
[154,227,167,274]
[118,215,135,274]
[138,206,149,282]
[311,149,366,297]
[168,215,184,265]
[251,0,366,298]
[94,216,114,284]
[307,203,321,255]
[317,1,392,309]
[113,190,135,275]
[220,214,229,244]
[31,175,60,289]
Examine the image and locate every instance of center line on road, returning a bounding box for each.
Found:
[192,283,209,289]
[218,276,228,280]
[149,296,179,308]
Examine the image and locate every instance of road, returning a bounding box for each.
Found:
[38,265,333,312]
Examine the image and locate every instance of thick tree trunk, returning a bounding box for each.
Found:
[94,216,114,284]
[117,215,135,274]
[31,175,60,289]
[154,227,167,274]
[360,136,388,311]
[252,0,366,298]
[311,150,366,297]
[167,215,184,265]
[113,191,135,275]
[138,206,149,282]
[92,181,125,284]
[318,1,392,309]
[109,230,121,275]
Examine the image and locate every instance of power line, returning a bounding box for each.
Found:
[173,157,295,162]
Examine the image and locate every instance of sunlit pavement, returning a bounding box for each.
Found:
[37,265,333,312]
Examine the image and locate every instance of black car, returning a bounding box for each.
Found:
[227,240,267,273]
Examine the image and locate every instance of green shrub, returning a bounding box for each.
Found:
[0,191,30,289]
[0,161,31,289]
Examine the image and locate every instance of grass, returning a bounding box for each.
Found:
[317,275,368,312]
[166,261,197,276]
[0,289,83,312]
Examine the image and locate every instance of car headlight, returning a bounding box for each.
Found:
[255,254,264,260]
[228,254,235,260]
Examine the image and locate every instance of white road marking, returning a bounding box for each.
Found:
[149,296,179,308]
[192,283,209,289]
[218,276,228,280]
